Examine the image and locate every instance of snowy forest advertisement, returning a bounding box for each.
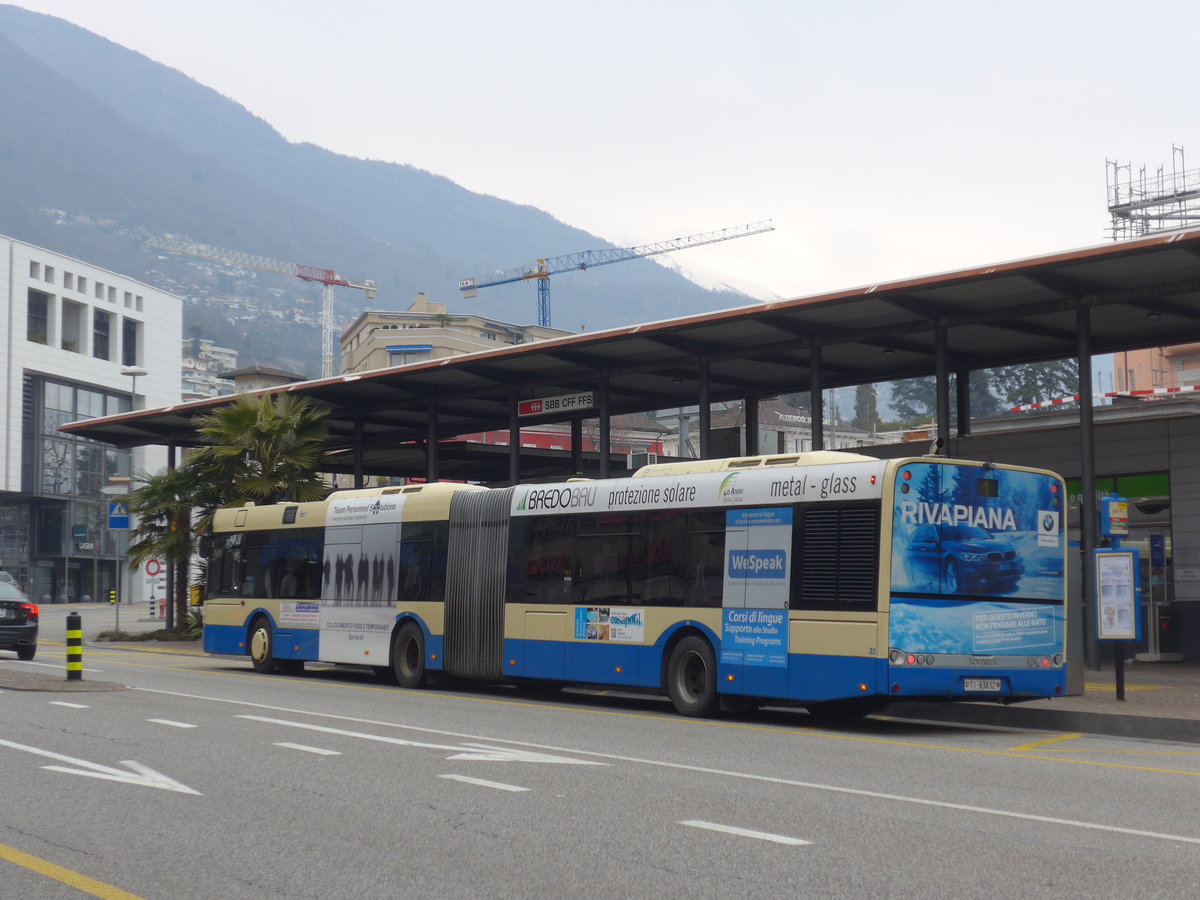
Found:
[889,462,1066,657]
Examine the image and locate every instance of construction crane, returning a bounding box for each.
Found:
[147,236,377,378]
[458,220,774,328]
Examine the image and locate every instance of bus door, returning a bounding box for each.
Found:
[719,507,791,697]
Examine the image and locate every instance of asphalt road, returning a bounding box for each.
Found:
[2,641,1200,899]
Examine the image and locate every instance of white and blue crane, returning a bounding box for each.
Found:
[458,220,774,328]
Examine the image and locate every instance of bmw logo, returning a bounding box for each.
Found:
[1042,513,1054,532]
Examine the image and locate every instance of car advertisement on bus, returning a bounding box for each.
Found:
[889,462,1066,656]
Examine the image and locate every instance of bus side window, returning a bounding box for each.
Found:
[644,510,688,606]
[513,515,576,604]
[686,510,726,608]
[398,521,448,604]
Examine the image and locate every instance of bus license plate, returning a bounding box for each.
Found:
[964,678,1002,692]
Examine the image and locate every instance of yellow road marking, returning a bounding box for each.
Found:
[0,843,146,900]
[1008,733,1082,752]
[1083,682,1166,693]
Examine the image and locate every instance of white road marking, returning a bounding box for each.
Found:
[15,660,105,673]
[137,686,1200,847]
[237,715,604,766]
[274,742,342,756]
[146,718,197,728]
[0,737,200,794]
[49,701,90,709]
[680,820,811,846]
[439,774,529,792]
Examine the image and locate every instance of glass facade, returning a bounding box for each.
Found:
[15,375,133,603]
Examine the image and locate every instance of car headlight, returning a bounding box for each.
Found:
[958,552,986,562]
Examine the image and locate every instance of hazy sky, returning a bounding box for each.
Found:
[12,1,1200,301]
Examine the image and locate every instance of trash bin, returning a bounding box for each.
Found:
[1157,604,1181,655]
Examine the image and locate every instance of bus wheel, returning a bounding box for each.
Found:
[248,617,278,674]
[393,623,426,689]
[667,635,718,717]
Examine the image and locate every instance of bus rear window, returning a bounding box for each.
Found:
[976,478,999,498]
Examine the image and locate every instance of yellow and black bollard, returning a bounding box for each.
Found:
[66,612,83,681]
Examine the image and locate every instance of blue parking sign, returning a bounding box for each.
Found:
[108,502,130,530]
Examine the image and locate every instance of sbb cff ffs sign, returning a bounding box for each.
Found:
[518,392,594,417]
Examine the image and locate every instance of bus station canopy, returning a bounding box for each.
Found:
[61,227,1200,480]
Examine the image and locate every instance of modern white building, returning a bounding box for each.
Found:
[1,235,181,604]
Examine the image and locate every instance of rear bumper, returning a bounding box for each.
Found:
[0,625,38,649]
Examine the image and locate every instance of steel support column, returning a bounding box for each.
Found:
[810,342,824,451]
[571,418,583,475]
[935,319,950,453]
[698,359,711,458]
[597,375,611,479]
[426,399,439,483]
[744,396,759,455]
[508,390,520,485]
[166,443,176,631]
[353,415,365,489]
[955,367,971,437]
[1078,304,1100,671]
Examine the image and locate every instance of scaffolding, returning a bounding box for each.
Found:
[1107,145,1200,240]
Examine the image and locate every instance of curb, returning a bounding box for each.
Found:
[885,701,1200,745]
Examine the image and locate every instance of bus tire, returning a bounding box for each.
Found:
[666,635,718,717]
[248,616,278,674]
[393,622,426,689]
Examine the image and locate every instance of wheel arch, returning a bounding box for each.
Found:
[388,611,431,667]
[657,620,720,692]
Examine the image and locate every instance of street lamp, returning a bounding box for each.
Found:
[120,365,148,409]
[115,365,147,625]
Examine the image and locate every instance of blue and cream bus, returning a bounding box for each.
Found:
[202,451,1068,718]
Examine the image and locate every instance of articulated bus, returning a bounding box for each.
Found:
[202,451,1068,718]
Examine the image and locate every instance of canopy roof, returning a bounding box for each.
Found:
[62,227,1200,476]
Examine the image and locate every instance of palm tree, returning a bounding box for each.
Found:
[126,393,331,630]
[126,464,207,629]
[190,393,331,505]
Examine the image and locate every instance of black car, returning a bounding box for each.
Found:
[0,582,38,660]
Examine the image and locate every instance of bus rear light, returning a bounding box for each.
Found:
[1055,685,1063,695]
[891,683,901,693]
[889,649,901,663]
[906,654,916,665]
[1053,654,1063,666]
[1041,657,1050,668]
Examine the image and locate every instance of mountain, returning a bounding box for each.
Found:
[0,5,757,375]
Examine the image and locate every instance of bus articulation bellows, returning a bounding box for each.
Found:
[202,451,1068,718]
